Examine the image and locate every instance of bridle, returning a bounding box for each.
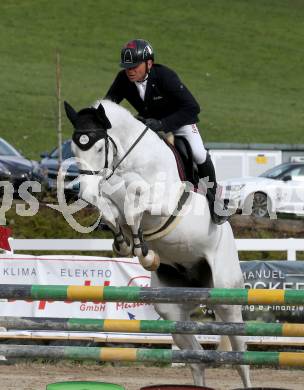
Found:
[76,125,149,181]
[76,131,117,175]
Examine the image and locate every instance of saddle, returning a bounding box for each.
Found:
[162,133,230,224]
[162,133,199,186]
[162,132,224,211]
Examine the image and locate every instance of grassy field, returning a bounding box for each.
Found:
[0,0,303,160]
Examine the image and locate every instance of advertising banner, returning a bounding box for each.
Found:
[0,254,304,323]
[0,253,159,320]
[241,260,304,322]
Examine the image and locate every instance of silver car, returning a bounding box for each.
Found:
[40,140,79,196]
[220,162,304,218]
[0,137,43,194]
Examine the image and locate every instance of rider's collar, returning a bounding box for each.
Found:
[72,129,107,151]
[135,74,149,84]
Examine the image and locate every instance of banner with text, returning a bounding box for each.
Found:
[241,260,304,322]
[0,253,159,320]
[0,254,304,322]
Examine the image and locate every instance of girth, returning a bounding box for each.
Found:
[143,187,190,242]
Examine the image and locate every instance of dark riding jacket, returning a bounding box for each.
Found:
[105,64,200,133]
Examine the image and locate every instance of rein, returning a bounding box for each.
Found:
[105,125,149,180]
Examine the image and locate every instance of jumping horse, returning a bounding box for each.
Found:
[64,99,251,387]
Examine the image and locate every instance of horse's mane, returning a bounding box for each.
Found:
[91,99,139,133]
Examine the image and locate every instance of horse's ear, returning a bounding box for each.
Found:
[64,101,78,127]
[95,103,112,130]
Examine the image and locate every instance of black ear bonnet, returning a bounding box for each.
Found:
[67,104,112,151]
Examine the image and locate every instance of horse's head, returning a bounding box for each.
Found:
[64,101,116,204]
[65,100,111,150]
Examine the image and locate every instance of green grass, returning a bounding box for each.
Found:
[0,0,303,160]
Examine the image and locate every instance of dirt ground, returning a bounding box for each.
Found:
[0,363,303,390]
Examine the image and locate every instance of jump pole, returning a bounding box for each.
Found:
[1,317,304,337]
[0,285,304,305]
[0,345,303,367]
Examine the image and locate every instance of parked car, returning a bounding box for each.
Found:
[220,162,304,217]
[0,137,43,194]
[40,139,79,196]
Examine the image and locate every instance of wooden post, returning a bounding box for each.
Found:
[56,50,63,197]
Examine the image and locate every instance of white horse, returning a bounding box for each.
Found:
[64,99,251,388]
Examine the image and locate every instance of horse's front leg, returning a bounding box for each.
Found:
[124,180,160,271]
[132,229,160,271]
[132,227,160,271]
[111,225,132,257]
[94,194,132,257]
[130,224,160,271]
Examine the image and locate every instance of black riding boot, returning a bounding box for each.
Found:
[197,154,229,224]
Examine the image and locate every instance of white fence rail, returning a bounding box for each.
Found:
[7,237,304,260]
[236,238,304,261]
[8,238,113,252]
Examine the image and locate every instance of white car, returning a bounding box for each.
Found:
[220,162,304,218]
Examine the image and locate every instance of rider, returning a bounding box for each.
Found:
[105,39,228,224]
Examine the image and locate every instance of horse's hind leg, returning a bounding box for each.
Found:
[154,301,206,386]
[151,269,206,385]
[215,305,252,388]
[172,325,206,386]
[211,223,251,388]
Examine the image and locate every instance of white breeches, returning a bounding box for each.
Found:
[174,124,207,164]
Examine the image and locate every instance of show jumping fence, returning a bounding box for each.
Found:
[1,317,304,337]
[0,284,304,367]
[0,344,304,367]
[0,284,303,305]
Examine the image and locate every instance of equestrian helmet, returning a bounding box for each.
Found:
[120,39,154,69]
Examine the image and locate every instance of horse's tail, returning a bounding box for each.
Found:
[217,335,232,351]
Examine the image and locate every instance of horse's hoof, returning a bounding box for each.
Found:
[112,242,132,257]
[139,250,160,271]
